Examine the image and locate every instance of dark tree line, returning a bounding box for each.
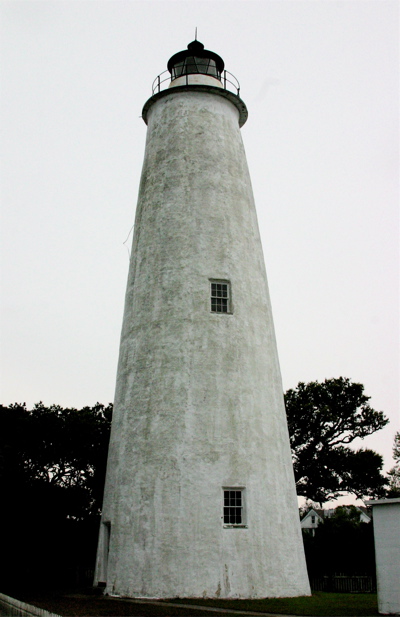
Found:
[0,402,112,593]
[1,401,112,517]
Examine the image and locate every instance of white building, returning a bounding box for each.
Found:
[94,39,310,599]
[300,508,324,535]
[370,498,400,615]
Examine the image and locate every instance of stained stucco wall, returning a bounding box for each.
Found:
[94,87,310,599]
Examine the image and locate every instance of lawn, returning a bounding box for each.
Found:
[8,591,379,616]
[170,592,379,615]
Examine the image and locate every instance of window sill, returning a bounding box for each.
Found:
[210,311,233,315]
[223,524,248,529]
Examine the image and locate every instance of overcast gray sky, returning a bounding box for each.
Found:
[1,1,398,492]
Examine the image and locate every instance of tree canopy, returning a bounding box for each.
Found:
[285,377,388,505]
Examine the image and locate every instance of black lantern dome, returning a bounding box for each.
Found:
[167,40,225,82]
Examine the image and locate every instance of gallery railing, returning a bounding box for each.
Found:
[152,69,241,97]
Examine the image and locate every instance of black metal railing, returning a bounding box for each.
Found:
[310,574,377,593]
[152,69,241,97]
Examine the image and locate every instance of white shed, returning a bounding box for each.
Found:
[370,498,400,614]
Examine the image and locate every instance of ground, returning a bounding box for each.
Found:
[5,591,379,617]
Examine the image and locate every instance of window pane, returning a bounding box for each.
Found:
[206,59,217,77]
[195,57,210,73]
[184,57,199,73]
[211,281,230,313]
[173,61,185,77]
[223,489,244,525]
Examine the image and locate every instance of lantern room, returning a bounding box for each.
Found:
[167,39,224,82]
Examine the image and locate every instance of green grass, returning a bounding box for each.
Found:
[169,592,379,615]
[10,591,379,616]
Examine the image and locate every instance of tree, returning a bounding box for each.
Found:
[0,401,112,592]
[285,377,388,505]
[386,431,400,497]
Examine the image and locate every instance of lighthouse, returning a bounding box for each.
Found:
[94,39,310,599]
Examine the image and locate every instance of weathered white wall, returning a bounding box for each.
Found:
[370,499,400,615]
[94,83,310,599]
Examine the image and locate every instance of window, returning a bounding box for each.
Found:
[223,489,245,525]
[171,57,219,80]
[210,280,231,313]
[311,515,315,524]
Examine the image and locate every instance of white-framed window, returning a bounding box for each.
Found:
[223,488,246,527]
[210,280,231,313]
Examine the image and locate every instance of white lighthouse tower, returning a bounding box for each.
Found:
[94,39,310,599]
